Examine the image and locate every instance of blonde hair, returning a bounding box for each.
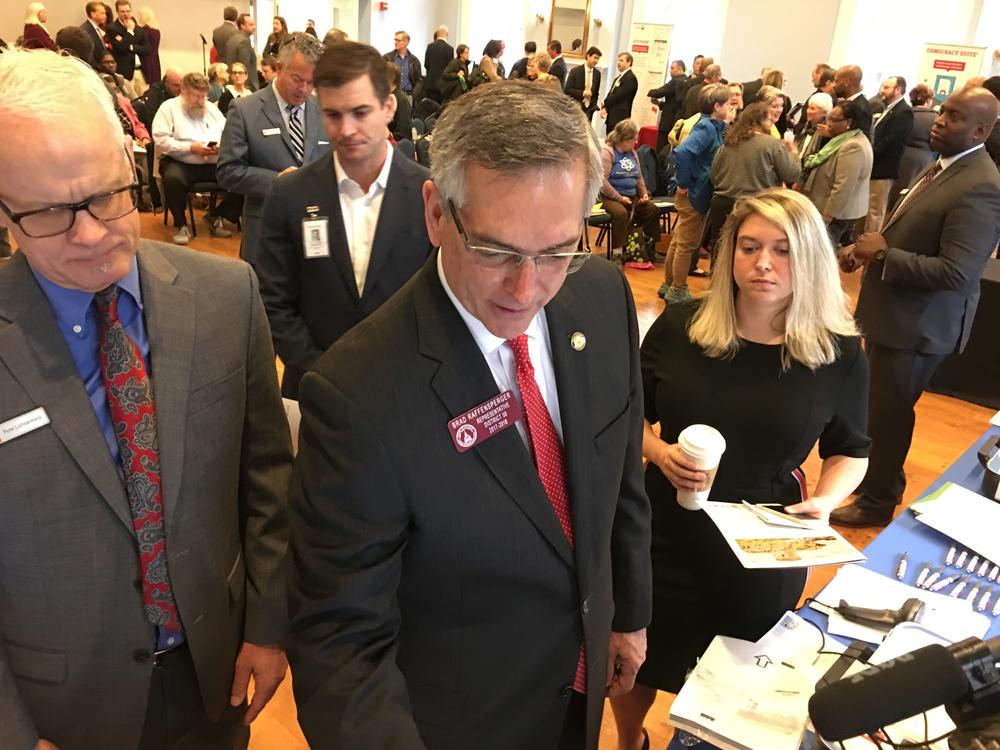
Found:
[531,53,551,73]
[758,85,784,104]
[606,118,639,148]
[688,188,859,370]
[24,2,46,24]
[138,6,158,27]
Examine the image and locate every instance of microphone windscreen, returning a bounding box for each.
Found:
[809,643,969,741]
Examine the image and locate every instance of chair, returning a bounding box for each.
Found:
[411,118,426,137]
[415,137,431,167]
[425,115,438,134]
[587,211,614,259]
[413,97,441,121]
[161,179,227,238]
[396,138,416,161]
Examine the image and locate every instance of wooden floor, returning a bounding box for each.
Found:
[134,208,995,750]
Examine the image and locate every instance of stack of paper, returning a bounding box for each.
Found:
[913,483,1000,563]
[701,501,865,569]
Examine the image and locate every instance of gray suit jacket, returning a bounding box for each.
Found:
[217,85,331,267]
[856,147,1000,355]
[803,131,873,220]
[0,243,292,750]
[213,20,238,63]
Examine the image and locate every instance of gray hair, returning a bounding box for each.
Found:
[431,81,602,216]
[277,31,324,66]
[0,49,119,138]
[809,92,834,112]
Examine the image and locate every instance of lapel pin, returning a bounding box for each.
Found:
[570,332,586,351]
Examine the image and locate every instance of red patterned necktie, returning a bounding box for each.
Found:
[95,286,181,632]
[506,334,586,693]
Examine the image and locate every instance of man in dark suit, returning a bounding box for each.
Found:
[212,5,239,61]
[80,1,109,67]
[741,66,769,106]
[509,40,536,79]
[682,62,721,119]
[423,24,454,102]
[286,80,651,750]
[256,42,432,400]
[548,39,568,89]
[648,59,686,152]
[565,46,602,120]
[601,52,639,133]
[107,0,148,85]
[224,13,258,91]
[832,64,872,138]
[831,87,1000,528]
[866,75,914,232]
[0,49,292,750]
[218,32,330,268]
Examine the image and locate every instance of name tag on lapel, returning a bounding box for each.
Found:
[447,391,521,453]
[318,140,330,145]
[262,127,281,136]
[0,407,50,445]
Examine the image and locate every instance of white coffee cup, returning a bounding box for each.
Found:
[675,424,727,510]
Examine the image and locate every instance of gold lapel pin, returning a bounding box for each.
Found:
[570,332,586,351]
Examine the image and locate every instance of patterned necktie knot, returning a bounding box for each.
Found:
[93,285,120,325]
[506,334,534,375]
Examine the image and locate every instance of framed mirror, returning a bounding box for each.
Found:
[548,0,592,59]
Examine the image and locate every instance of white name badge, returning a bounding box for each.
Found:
[262,127,281,136]
[318,140,330,145]
[302,217,330,258]
[0,407,50,445]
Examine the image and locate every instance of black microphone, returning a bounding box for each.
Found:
[199,33,207,45]
[809,637,1000,741]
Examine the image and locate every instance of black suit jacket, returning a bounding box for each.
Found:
[107,19,147,80]
[256,146,433,398]
[424,39,454,93]
[856,147,1000,355]
[287,255,652,750]
[844,93,873,140]
[871,100,915,179]
[550,56,568,88]
[648,74,685,133]
[742,77,764,105]
[603,69,638,132]
[79,20,106,66]
[565,64,602,118]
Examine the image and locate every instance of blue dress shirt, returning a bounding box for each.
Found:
[394,52,412,92]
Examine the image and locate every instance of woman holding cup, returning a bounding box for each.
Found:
[610,189,871,750]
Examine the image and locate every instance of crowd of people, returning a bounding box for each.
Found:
[1,10,1000,750]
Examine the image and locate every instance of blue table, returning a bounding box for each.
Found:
[806,426,1000,640]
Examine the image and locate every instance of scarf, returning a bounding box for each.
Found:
[804,129,859,169]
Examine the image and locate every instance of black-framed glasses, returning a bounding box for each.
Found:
[0,183,140,239]
[447,199,591,275]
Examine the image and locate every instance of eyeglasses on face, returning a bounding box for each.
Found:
[447,199,591,275]
[0,183,140,238]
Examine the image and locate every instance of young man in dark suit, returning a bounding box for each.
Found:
[509,40,536,79]
[0,48,292,750]
[423,24,454,101]
[255,42,433,399]
[648,58,687,152]
[565,46,602,120]
[287,79,651,750]
[601,52,638,133]
[865,75,914,231]
[107,0,148,86]
[80,1,109,67]
[832,87,1000,528]
[548,39,568,89]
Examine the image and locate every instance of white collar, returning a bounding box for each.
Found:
[436,251,545,356]
[333,140,393,193]
[271,81,295,113]
[939,143,984,171]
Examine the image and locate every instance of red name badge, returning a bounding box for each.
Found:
[447,390,522,453]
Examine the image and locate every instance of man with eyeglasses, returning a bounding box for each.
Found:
[286,79,651,750]
[255,41,431,399]
[382,29,423,100]
[0,50,292,750]
[218,32,330,268]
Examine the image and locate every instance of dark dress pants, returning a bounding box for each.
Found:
[557,690,587,749]
[160,159,243,229]
[858,343,947,512]
[138,645,249,750]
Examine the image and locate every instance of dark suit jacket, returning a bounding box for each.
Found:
[107,19,148,80]
[565,63,602,118]
[648,74,685,133]
[550,55,568,88]
[217,84,330,267]
[79,20,107,66]
[856,147,1000,355]
[212,20,238,60]
[680,74,705,118]
[742,77,764,105]
[286,254,652,750]
[224,31,258,90]
[424,38,454,93]
[256,146,433,398]
[871,100,915,179]
[0,243,292,750]
[603,69,638,133]
[844,92,873,140]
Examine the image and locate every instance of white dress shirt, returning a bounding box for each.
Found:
[271,81,299,132]
[151,97,227,164]
[333,140,393,294]
[436,252,565,450]
[583,65,593,107]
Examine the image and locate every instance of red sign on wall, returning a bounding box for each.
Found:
[933,59,966,72]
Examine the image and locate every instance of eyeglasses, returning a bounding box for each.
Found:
[231,70,247,76]
[0,183,140,238]
[447,199,591,275]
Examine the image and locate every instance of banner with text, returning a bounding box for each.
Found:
[918,42,987,104]
[628,22,673,130]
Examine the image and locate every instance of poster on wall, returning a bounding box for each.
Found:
[628,22,673,129]
[917,42,987,104]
